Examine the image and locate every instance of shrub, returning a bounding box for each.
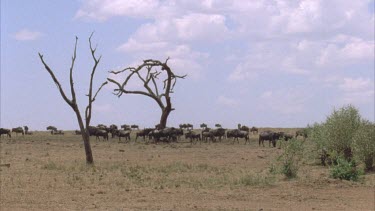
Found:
[309,123,329,165]
[330,156,362,181]
[278,138,304,179]
[324,105,361,160]
[352,120,375,171]
[310,105,362,163]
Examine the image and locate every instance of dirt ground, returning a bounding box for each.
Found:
[1,130,374,211]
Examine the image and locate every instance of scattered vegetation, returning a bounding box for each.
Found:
[352,120,375,171]
[309,105,373,180]
[277,138,304,179]
[235,173,275,187]
[329,156,363,181]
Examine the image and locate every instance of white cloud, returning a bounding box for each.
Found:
[117,38,168,52]
[174,13,229,41]
[75,0,160,21]
[285,0,322,33]
[341,90,374,105]
[339,77,373,92]
[76,0,374,123]
[338,77,374,105]
[217,95,238,107]
[14,29,43,41]
[259,89,310,114]
[316,38,374,66]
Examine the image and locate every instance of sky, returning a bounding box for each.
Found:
[1,0,374,130]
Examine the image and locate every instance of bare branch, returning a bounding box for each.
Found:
[151,76,159,96]
[86,32,102,126]
[38,53,73,107]
[92,81,108,102]
[108,57,185,129]
[70,36,78,104]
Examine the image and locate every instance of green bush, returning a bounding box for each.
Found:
[352,120,375,171]
[325,105,361,160]
[278,138,304,179]
[310,105,362,163]
[330,156,362,181]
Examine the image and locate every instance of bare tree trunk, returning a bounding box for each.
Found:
[73,107,93,164]
[159,108,172,129]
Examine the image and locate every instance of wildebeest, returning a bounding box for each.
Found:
[12,127,24,136]
[121,124,131,131]
[179,123,194,130]
[109,124,118,138]
[135,128,153,141]
[0,128,11,138]
[202,128,226,143]
[211,128,226,141]
[131,124,139,130]
[149,127,181,143]
[95,129,109,141]
[295,129,308,139]
[87,126,108,140]
[75,130,82,135]
[46,126,57,131]
[227,129,249,144]
[200,123,208,130]
[23,126,33,135]
[259,131,281,147]
[250,126,259,134]
[202,129,214,143]
[279,132,294,141]
[185,130,201,144]
[115,129,131,142]
[237,124,250,132]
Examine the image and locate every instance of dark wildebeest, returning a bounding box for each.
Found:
[202,129,214,143]
[259,131,282,147]
[135,128,153,141]
[149,127,181,143]
[115,129,131,142]
[211,128,226,142]
[95,129,109,141]
[23,126,33,135]
[75,130,82,135]
[185,130,201,144]
[250,126,259,134]
[46,126,57,134]
[12,127,24,136]
[121,124,131,131]
[131,124,139,130]
[237,124,250,132]
[227,129,250,144]
[200,123,208,130]
[279,132,294,141]
[88,126,107,140]
[202,128,226,143]
[0,128,11,138]
[295,129,308,139]
[109,124,118,138]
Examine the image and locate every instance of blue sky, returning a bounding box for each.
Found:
[1,0,374,130]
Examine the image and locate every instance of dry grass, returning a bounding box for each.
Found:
[0,129,374,210]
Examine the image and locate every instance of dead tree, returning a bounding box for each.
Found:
[38,33,107,164]
[107,58,186,129]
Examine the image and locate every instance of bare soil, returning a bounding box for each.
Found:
[1,130,374,210]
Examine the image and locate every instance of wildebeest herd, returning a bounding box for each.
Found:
[0,123,308,147]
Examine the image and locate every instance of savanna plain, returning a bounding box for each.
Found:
[1,129,374,211]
